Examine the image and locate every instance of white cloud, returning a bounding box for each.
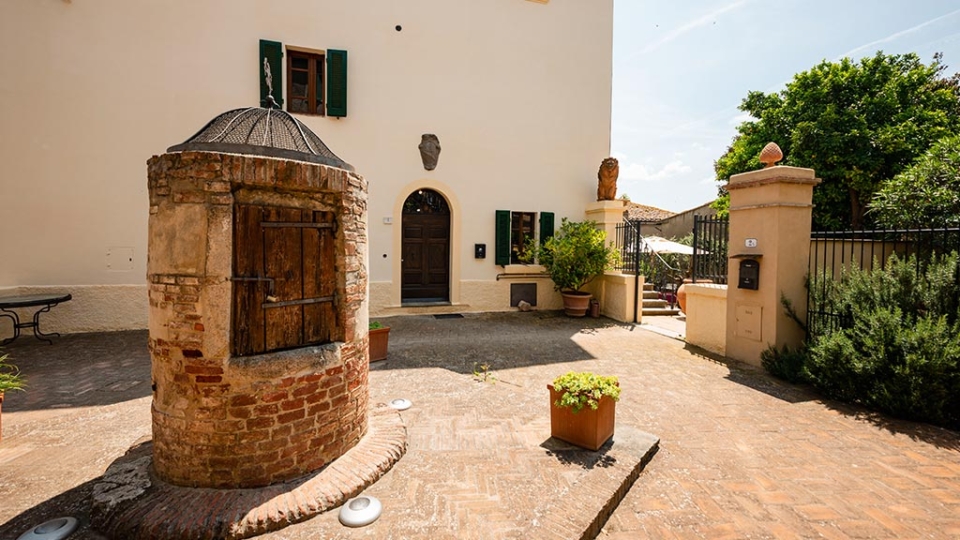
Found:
[838,8,960,60]
[729,112,754,126]
[620,160,692,183]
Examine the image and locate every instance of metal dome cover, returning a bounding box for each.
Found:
[167,106,354,171]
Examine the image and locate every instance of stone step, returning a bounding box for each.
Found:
[643,299,670,309]
[642,307,682,316]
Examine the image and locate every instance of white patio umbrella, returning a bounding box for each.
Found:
[640,236,697,255]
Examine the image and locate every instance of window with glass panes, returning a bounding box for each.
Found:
[287,50,324,115]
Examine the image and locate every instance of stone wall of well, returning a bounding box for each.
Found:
[146,151,368,488]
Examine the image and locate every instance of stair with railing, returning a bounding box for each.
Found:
[641,283,681,316]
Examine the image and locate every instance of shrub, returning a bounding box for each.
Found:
[804,252,960,429]
[523,219,619,292]
[760,344,809,384]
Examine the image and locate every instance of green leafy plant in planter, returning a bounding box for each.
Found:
[551,371,620,413]
[523,219,620,316]
[0,353,25,394]
[0,352,25,443]
[548,371,621,451]
[368,321,391,362]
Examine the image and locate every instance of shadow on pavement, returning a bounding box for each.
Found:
[371,311,632,375]
[0,330,151,414]
[683,343,960,452]
[0,478,105,540]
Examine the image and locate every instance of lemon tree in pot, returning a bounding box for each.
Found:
[524,219,619,317]
[548,371,620,451]
[0,353,26,442]
[368,321,390,362]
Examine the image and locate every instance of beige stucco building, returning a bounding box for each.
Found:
[0,0,614,334]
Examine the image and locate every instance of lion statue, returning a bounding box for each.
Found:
[597,157,619,201]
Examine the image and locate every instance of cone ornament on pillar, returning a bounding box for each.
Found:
[759,142,783,168]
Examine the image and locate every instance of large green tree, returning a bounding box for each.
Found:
[870,134,960,228]
[715,52,960,230]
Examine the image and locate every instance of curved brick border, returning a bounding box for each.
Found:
[91,405,406,540]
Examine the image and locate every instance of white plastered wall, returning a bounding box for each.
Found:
[0,0,613,334]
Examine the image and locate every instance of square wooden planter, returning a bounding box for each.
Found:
[548,384,616,451]
[369,326,390,362]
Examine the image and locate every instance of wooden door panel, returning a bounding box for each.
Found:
[402,213,450,301]
[232,204,337,356]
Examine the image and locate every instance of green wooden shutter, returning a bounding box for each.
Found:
[259,39,284,107]
[539,212,555,245]
[326,49,348,117]
[495,210,511,266]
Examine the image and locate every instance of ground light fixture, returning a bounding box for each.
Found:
[338,495,383,527]
[17,517,78,540]
[388,398,411,411]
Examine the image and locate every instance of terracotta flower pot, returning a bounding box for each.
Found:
[560,291,592,317]
[548,384,616,451]
[677,279,712,314]
[369,326,390,362]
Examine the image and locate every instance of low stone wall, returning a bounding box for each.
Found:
[585,272,640,324]
[684,283,727,356]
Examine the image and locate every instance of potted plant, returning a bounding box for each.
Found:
[524,219,619,317]
[547,371,620,451]
[0,352,26,443]
[368,321,390,362]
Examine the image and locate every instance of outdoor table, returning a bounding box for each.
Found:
[0,293,72,345]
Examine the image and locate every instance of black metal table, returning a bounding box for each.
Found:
[0,293,72,345]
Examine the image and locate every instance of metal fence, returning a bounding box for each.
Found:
[692,215,728,284]
[614,220,687,322]
[806,226,960,338]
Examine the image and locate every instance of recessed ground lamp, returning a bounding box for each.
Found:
[339,495,384,527]
[389,398,412,410]
[17,517,78,540]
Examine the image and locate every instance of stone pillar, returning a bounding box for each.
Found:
[585,200,626,243]
[724,160,820,366]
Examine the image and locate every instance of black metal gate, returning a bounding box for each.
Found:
[692,215,728,284]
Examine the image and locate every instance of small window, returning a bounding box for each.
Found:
[495,210,555,266]
[287,50,324,116]
[511,212,536,264]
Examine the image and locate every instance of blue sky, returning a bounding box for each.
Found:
[612,0,960,212]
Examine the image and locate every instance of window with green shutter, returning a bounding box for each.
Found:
[495,210,554,266]
[265,42,347,117]
[539,212,555,245]
[287,49,325,115]
[495,210,511,265]
[326,49,348,117]
[259,40,284,107]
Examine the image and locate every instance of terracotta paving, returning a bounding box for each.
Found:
[1,313,959,539]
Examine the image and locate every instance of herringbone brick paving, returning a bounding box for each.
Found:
[1,313,959,539]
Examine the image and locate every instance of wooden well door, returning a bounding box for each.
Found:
[401,190,450,303]
[232,204,337,356]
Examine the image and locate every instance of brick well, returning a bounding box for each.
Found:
[147,150,369,489]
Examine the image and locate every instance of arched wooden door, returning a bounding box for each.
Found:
[401,189,450,303]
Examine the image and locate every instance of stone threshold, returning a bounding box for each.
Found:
[525,427,660,540]
[90,404,406,540]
